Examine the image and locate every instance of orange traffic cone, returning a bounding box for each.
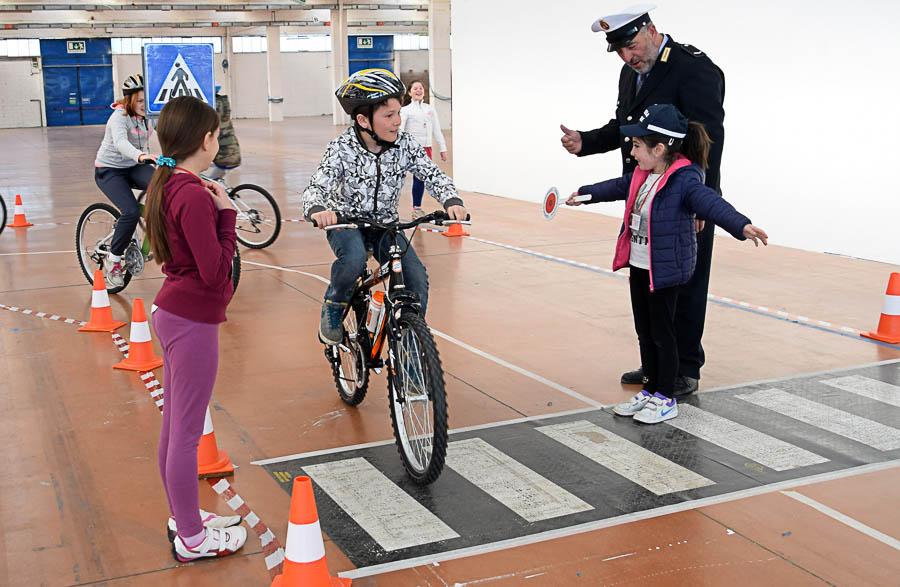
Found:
[198,406,234,478]
[7,194,33,228]
[861,272,900,344]
[441,223,469,238]
[113,298,164,371]
[271,476,350,587]
[79,270,126,333]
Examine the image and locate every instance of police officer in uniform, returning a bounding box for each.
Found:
[561,4,725,396]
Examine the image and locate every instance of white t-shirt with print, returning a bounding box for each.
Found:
[629,173,662,270]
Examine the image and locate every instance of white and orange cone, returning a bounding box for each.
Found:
[7,194,33,228]
[79,270,126,332]
[113,298,164,371]
[271,476,350,587]
[198,406,234,479]
[862,272,900,344]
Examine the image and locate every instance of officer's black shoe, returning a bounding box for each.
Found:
[673,376,699,397]
[621,367,648,385]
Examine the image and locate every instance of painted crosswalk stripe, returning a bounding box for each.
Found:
[536,420,714,495]
[302,457,459,551]
[821,375,900,408]
[736,388,900,451]
[666,404,828,471]
[445,438,593,523]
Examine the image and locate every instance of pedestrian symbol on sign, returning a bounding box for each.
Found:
[153,53,209,105]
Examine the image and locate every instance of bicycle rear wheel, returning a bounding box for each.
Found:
[75,203,132,294]
[387,312,448,485]
[230,184,281,249]
[328,305,370,406]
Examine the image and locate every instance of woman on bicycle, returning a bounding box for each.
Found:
[302,68,467,345]
[94,74,158,288]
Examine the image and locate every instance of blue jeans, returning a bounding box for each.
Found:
[95,163,155,256]
[325,228,430,313]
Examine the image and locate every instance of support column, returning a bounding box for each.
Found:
[330,7,350,125]
[265,25,284,122]
[428,0,452,129]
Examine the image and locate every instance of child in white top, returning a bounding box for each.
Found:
[400,80,448,217]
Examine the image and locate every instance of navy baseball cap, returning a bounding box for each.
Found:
[620,103,688,140]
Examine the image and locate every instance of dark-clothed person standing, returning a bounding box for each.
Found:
[560,4,725,395]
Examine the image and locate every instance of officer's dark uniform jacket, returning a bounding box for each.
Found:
[578,37,725,192]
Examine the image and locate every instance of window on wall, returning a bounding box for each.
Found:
[280,35,331,52]
[232,36,268,54]
[393,34,429,51]
[0,39,40,57]
[111,37,223,55]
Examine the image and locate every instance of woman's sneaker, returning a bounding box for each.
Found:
[166,509,243,542]
[103,256,125,288]
[633,393,678,424]
[613,390,652,416]
[172,526,247,563]
[411,207,425,219]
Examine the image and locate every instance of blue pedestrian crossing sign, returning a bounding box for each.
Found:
[143,43,215,115]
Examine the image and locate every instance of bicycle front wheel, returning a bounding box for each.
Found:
[388,312,448,485]
[0,194,6,234]
[232,247,241,293]
[75,203,132,294]
[230,184,281,249]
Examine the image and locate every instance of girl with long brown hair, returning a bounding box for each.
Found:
[144,96,246,562]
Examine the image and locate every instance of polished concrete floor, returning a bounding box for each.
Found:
[0,117,898,586]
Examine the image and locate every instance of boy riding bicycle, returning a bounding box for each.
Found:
[302,69,468,345]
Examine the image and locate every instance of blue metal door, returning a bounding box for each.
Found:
[43,67,81,127]
[41,39,113,126]
[79,66,114,125]
[348,35,394,76]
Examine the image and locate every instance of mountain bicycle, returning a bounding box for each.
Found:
[76,189,241,294]
[0,193,6,235]
[317,210,471,485]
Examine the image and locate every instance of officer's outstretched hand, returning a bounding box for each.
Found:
[743,224,769,247]
[311,209,338,229]
[560,124,583,155]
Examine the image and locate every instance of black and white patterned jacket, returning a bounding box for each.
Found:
[302,127,463,223]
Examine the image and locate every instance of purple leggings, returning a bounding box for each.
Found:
[153,307,219,539]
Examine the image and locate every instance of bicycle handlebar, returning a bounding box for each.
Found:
[313,210,472,231]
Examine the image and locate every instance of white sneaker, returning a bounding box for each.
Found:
[613,390,653,416]
[103,256,125,288]
[411,207,425,219]
[633,393,678,424]
[172,526,247,563]
[167,509,243,542]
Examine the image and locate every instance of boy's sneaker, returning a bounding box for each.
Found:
[103,256,125,288]
[166,509,243,542]
[613,390,653,416]
[319,301,346,345]
[633,393,678,424]
[172,526,247,563]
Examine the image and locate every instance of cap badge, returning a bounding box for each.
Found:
[599,19,610,30]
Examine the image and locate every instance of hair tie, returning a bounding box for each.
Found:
[156,155,176,168]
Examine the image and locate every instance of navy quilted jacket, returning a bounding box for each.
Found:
[578,157,751,291]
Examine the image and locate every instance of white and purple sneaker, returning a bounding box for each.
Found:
[633,392,678,424]
[613,390,653,417]
[167,509,242,542]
